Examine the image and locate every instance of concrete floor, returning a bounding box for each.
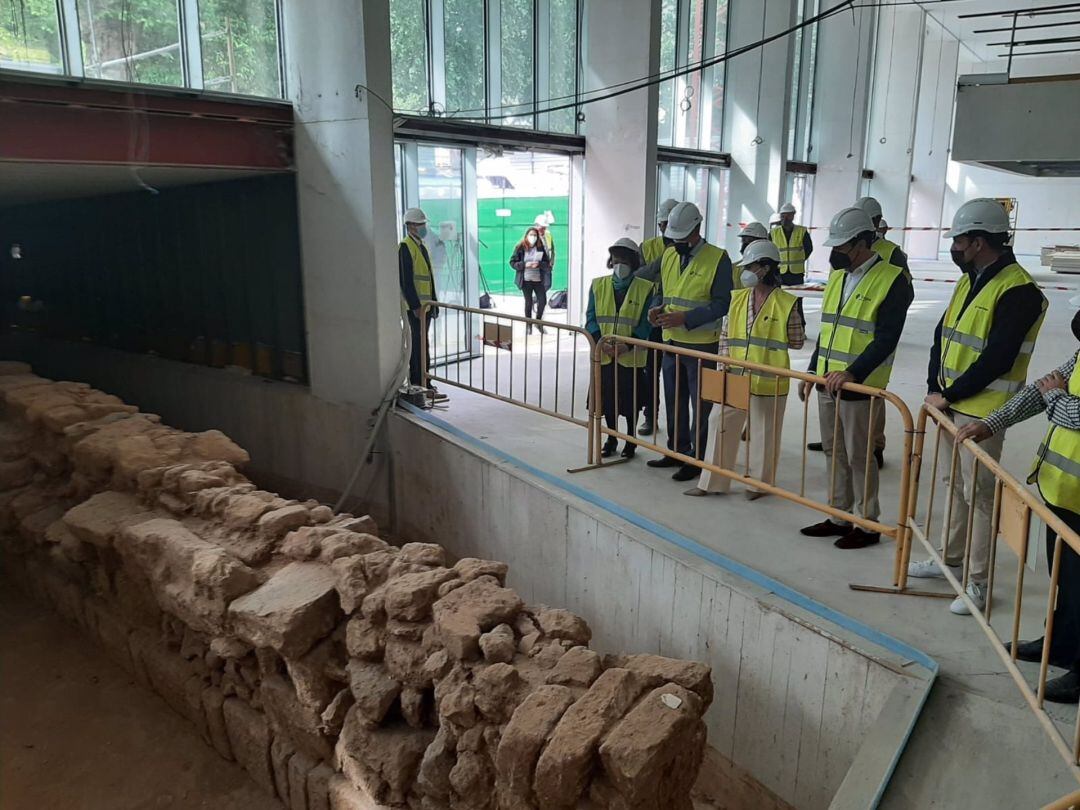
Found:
[0,581,277,810]
[427,260,1080,803]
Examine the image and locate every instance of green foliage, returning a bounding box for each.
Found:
[390,0,428,113]
[1,0,61,66]
[443,0,483,117]
[200,0,280,96]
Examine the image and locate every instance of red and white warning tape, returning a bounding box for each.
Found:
[729,223,1080,233]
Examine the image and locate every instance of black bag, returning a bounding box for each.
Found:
[478,267,495,309]
[548,289,568,310]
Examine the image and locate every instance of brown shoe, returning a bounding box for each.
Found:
[800,520,848,537]
[834,529,881,549]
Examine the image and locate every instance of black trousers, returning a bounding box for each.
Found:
[780,271,804,286]
[407,311,432,386]
[1045,505,1080,672]
[598,361,643,437]
[522,281,546,320]
[640,327,663,421]
[661,341,717,459]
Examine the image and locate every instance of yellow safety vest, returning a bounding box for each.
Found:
[659,243,727,344]
[816,259,904,389]
[592,276,652,368]
[873,238,911,282]
[731,261,745,292]
[641,236,667,265]
[771,225,808,279]
[1030,352,1080,513]
[401,237,435,305]
[727,287,796,396]
[940,263,1046,418]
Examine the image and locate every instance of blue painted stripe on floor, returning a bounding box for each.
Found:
[399,401,939,676]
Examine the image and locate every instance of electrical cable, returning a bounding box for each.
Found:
[878,2,897,144]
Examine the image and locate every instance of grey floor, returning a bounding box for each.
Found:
[426,260,1080,803]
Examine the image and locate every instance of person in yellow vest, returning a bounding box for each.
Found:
[686,241,805,499]
[645,202,734,482]
[732,221,770,291]
[399,207,438,386]
[637,198,680,435]
[907,198,1047,614]
[771,202,813,285]
[586,238,653,459]
[956,333,1080,701]
[798,207,913,549]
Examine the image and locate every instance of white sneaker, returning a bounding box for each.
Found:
[950,582,986,615]
[907,558,959,579]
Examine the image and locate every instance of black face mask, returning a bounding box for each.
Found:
[674,241,692,257]
[950,247,974,273]
[830,248,852,270]
[1072,310,1080,342]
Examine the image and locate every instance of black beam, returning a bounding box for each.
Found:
[393,115,586,154]
[959,2,1080,20]
[657,146,732,168]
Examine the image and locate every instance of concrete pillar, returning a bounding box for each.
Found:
[863,5,924,246]
[806,4,877,261]
[906,19,960,260]
[723,0,796,247]
[281,0,401,406]
[580,0,661,317]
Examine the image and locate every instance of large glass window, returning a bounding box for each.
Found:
[390,0,430,114]
[499,0,534,127]
[547,0,578,134]
[1,0,63,73]
[787,0,820,162]
[658,0,728,151]
[198,0,281,97]
[443,0,484,118]
[709,0,728,151]
[657,0,678,147]
[76,0,184,86]
[658,161,729,245]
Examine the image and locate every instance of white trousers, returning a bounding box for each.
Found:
[699,394,787,494]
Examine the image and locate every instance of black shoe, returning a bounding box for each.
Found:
[639,418,655,436]
[671,464,700,482]
[1005,637,1047,664]
[601,439,618,458]
[800,520,848,538]
[647,456,683,469]
[620,443,636,459]
[835,529,881,549]
[808,442,823,452]
[1044,670,1080,704]
[875,448,885,469]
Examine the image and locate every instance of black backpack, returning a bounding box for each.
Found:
[548,290,568,310]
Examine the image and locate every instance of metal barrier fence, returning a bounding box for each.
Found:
[908,404,1080,779]
[586,334,916,589]
[420,302,597,467]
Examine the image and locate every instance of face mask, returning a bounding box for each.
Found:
[674,241,692,257]
[1072,309,1080,342]
[526,234,537,246]
[740,269,760,288]
[415,225,428,239]
[950,245,975,273]
[613,263,632,280]
[830,248,853,271]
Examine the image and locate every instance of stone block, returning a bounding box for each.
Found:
[272,735,296,801]
[202,685,234,760]
[117,518,259,636]
[345,615,385,661]
[382,567,457,622]
[546,646,602,688]
[0,457,35,490]
[327,775,392,810]
[432,576,524,661]
[224,493,275,529]
[288,751,318,810]
[259,504,312,540]
[319,533,388,563]
[223,697,275,795]
[63,491,157,548]
[347,660,401,726]
[334,710,434,807]
[453,557,509,585]
[479,623,516,664]
[332,555,369,614]
[261,675,335,762]
[321,688,354,737]
[190,430,250,466]
[307,762,336,810]
[535,607,591,646]
[533,668,644,808]
[284,638,339,714]
[609,653,714,709]
[416,725,455,801]
[495,684,576,810]
[229,562,340,658]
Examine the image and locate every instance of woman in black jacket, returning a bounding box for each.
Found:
[509,226,552,334]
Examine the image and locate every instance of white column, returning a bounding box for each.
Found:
[807,4,877,259]
[862,4,924,245]
[723,0,796,250]
[906,19,960,260]
[581,0,661,317]
[281,0,402,406]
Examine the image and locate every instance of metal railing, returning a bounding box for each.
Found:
[420,302,597,467]
[586,334,917,588]
[907,404,1080,779]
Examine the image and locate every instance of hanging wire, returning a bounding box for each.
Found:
[847,3,865,157]
[878,2,898,144]
[752,0,769,145]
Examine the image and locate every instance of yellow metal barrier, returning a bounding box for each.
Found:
[419,303,597,468]
[586,334,916,589]
[908,404,1080,780]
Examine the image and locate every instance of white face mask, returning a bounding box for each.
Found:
[526,234,537,246]
[613,262,633,280]
[740,268,761,288]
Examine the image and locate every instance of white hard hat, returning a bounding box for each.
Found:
[946,198,1010,238]
[664,202,703,240]
[855,196,883,220]
[657,198,679,220]
[738,221,769,240]
[608,237,640,254]
[534,214,548,227]
[823,207,876,247]
[403,207,427,225]
[779,202,796,215]
[741,240,781,265]
[877,218,889,230]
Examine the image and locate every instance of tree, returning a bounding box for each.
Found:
[1,0,62,68]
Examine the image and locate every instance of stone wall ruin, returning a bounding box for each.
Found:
[0,362,713,810]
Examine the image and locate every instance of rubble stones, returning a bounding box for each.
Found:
[229,562,340,658]
[433,577,524,661]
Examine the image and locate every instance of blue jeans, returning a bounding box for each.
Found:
[662,341,717,459]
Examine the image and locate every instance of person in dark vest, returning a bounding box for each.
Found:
[586,238,653,459]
